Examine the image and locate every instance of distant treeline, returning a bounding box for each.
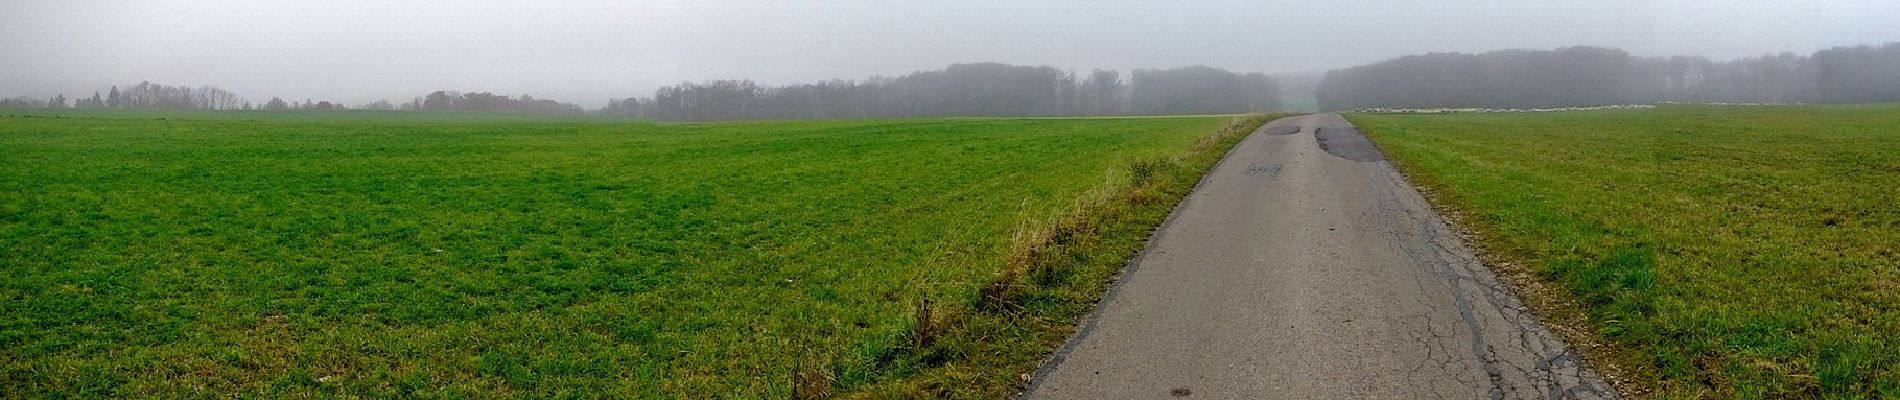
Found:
[42,42,1900,118]
[254,91,585,113]
[2,81,586,114]
[1317,42,1900,110]
[601,63,1281,121]
[405,91,585,114]
[4,81,241,110]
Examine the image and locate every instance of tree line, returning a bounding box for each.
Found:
[601,63,1282,121]
[5,81,240,110]
[1316,42,1900,110]
[2,81,586,114]
[9,63,1282,120]
[407,91,585,114]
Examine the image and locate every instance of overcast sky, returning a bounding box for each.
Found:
[4,0,1898,107]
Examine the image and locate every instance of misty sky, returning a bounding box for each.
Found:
[4,0,1899,107]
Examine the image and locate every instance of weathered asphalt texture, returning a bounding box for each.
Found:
[1025,114,1615,399]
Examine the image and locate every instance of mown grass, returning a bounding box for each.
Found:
[0,109,1271,398]
[1351,105,1900,399]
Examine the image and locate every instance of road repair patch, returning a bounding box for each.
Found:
[1315,126,1385,162]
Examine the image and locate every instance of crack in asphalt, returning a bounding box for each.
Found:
[1365,158,1615,399]
[1245,162,1282,177]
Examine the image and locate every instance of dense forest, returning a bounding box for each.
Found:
[600,63,1281,121]
[1316,42,1900,110]
[1129,66,1280,115]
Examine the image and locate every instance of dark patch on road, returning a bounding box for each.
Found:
[1263,125,1301,135]
[1315,126,1386,162]
[1170,387,1193,397]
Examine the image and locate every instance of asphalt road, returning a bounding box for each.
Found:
[1024,114,1616,399]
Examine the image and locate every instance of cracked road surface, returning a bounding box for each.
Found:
[1024,114,1616,399]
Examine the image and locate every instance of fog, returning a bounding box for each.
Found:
[4,0,1899,108]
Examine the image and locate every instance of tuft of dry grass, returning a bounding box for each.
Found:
[792,355,834,400]
[909,295,944,350]
[980,172,1126,311]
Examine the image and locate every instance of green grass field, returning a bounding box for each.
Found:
[0,109,1270,398]
[1352,105,1900,399]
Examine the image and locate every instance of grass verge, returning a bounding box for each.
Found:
[1351,105,1900,399]
[839,114,1278,398]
